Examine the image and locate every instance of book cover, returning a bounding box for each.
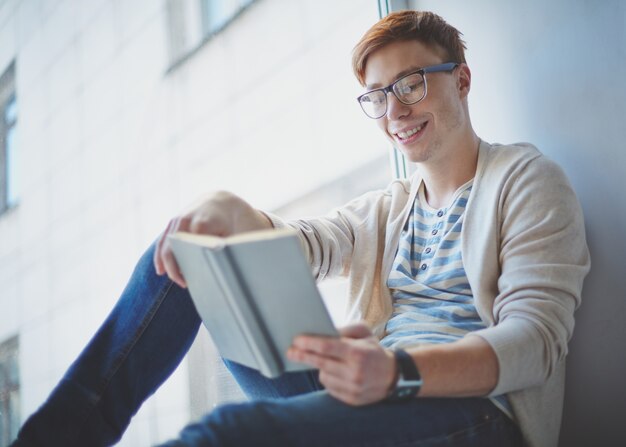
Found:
[168,228,338,378]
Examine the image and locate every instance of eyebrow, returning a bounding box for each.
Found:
[364,66,423,90]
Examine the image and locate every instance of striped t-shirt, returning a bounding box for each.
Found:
[380,179,513,418]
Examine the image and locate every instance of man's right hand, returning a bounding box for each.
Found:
[153,191,273,288]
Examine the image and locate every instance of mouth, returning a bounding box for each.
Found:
[394,121,428,144]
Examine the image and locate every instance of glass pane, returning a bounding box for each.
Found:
[8,354,18,385]
[201,0,251,35]
[203,0,232,33]
[0,339,20,445]
[6,123,18,207]
[4,96,16,126]
[0,407,5,446]
[9,389,20,443]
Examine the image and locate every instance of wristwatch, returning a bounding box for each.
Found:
[388,349,422,401]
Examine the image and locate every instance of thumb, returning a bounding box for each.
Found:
[339,322,373,339]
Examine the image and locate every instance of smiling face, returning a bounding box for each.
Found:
[363,39,473,165]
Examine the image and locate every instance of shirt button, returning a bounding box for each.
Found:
[437,210,444,217]
[420,263,427,270]
[425,248,431,254]
[431,229,438,235]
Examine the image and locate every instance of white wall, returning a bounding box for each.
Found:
[0,0,386,445]
[410,1,626,445]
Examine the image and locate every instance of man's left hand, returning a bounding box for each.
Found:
[287,323,396,406]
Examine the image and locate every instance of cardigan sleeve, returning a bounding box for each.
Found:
[472,154,590,396]
[262,188,393,282]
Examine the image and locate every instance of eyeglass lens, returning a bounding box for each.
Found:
[359,72,426,119]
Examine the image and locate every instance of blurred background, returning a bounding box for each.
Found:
[0,0,624,445]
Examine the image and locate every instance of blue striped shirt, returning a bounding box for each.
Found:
[380,180,513,419]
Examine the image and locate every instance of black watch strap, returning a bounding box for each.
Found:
[388,349,422,401]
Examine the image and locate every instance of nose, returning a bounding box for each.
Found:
[386,92,411,121]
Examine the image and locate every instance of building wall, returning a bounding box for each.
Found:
[0,0,386,445]
[410,1,626,445]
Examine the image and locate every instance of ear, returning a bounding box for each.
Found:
[457,63,471,99]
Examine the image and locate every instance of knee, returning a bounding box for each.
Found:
[203,402,254,428]
[127,240,166,289]
[198,401,280,443]
[167,403,258,446]
[138,240,159,273]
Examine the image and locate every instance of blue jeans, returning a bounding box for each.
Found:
[14,244,523,447]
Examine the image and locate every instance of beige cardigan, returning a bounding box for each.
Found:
[267,141,590,447]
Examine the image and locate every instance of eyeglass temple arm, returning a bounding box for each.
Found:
[422,62,459,73]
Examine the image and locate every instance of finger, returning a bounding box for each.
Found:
[154,219,176,275]
[161,217,189,288]
[292,335,349,359]
[287,347,348,377]
[319,371,357,396]
[339,322,373,339]
[319,373,372,406]
[288,346,374,391]
[155,217,180,275]
[161,244,187,288]
[320,365,392,406]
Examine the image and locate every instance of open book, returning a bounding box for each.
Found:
[168,228,339,378]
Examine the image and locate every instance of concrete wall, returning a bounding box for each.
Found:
[410,1,626,444]
[0,0,386,444]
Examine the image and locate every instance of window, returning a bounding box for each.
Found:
[0,336,20,446]
[200,0,255,36]
[0,62,17,215]
[166,0,256,71]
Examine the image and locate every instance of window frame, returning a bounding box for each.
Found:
[377,0,411,180]
[166,0,258,74]
[0,61,17,216]
[0,336,20,446]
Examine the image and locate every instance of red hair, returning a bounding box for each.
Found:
[352,11,467,85]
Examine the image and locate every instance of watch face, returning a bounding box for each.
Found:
[398,378,423,387]
[391,384,421,401]
[396,386,418,399]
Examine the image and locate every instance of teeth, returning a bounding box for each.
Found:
[397,123,424,139]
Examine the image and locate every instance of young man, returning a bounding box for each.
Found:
[14,10,589,447]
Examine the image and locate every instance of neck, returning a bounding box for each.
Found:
[419,132,480,209]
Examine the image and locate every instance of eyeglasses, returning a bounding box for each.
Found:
[357,62,459,119]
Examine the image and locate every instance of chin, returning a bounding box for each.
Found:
[401,147,432,164]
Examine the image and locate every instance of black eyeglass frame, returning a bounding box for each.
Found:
[356,62,460,119]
